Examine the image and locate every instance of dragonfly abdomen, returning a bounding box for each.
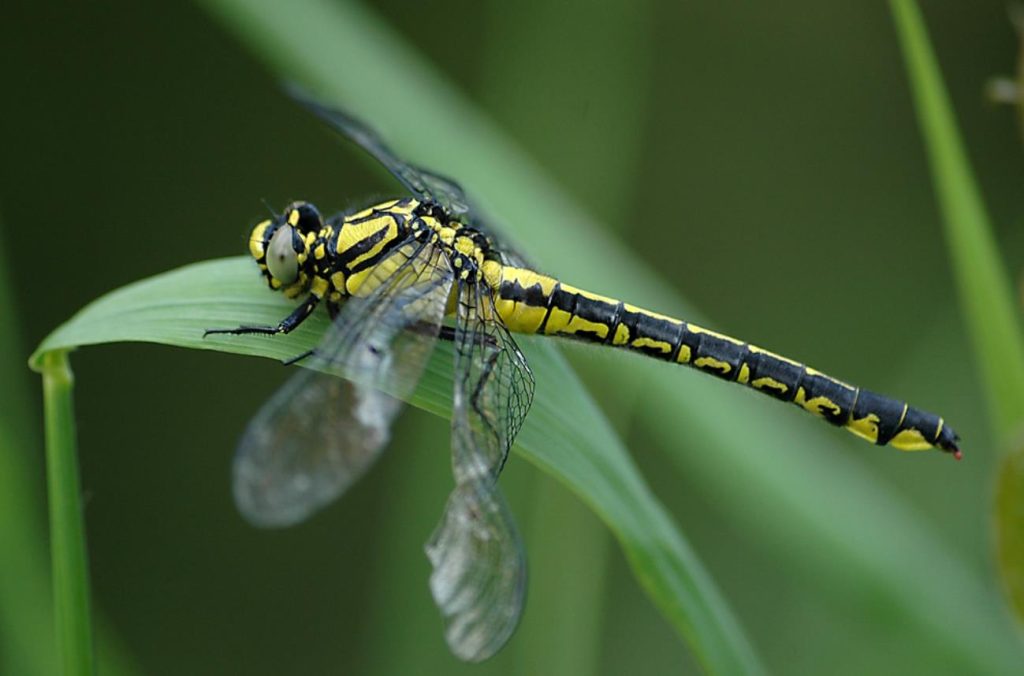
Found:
[493,266,960,457]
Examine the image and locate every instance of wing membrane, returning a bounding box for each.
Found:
[426,480,526,662]
[450,280,535,482]
[234,239,453,527]
[425,278,535,660]
[286,85,470,216]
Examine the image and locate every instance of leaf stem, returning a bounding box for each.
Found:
[42,350,95,676]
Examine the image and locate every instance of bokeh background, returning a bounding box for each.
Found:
[3,1,1023,674]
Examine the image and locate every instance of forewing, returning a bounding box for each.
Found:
[234,239,453,527]
[286,85,470,216]
[425,479,526,662]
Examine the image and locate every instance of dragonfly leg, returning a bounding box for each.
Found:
[204,294,320,337]
[282,349,316,366]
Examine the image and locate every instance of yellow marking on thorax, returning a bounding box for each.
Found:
[482,260,503,288]
[388,200,418,215]
[349,206,375,220]
[314,243,326,260]
[846,413,881,444]
[688,323,746,346]
[794,387,842,418]
[330,271,346,293]
[336,215,399,268]
[346,250,406,296]
[310,276,329,298]
[694,356,732,375]
[345,267,372,296]
[438,225,457,245]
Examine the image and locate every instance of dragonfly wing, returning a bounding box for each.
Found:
[234,238,453,527]
[424,279,535,661]
[286,85,534,266]
[450,280,535,482]
[426,479,526,662]
[285,85,467,216]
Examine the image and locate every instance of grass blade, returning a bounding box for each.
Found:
[890,0,1024,442]
[0,224,57,674]
[891,0,1024,630]
[39,350,95,676]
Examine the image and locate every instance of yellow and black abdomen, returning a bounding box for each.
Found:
[491,266,960,457]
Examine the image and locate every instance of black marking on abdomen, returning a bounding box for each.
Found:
[502,278,552,307]
[797,372,857,426]
[572,294,620,328]
[685,328,749,382]
[619,308,686,358]
[852,389,907,445]
[743,349,806,402]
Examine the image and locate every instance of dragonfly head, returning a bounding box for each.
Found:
[249,201,323,297]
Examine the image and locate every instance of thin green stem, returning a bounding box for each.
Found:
[42,350,95,676]
[890,0,1024,446]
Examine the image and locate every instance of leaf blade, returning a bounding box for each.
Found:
[32,256,763,674]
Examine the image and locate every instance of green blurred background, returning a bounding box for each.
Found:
[3,1,1023,674]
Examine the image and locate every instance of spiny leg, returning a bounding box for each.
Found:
[203,295,321,337]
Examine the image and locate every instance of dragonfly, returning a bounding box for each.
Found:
[205,88,962,662]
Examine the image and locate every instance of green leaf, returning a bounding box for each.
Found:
[31,256,763,675]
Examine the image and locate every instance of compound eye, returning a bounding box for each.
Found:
[266,224,299,284]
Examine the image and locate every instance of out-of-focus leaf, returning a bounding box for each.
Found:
[995,437,1024,621]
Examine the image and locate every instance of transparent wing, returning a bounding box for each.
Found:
[286,85,533,266]
[234,238,453,527]
[426,479,526,662]
[425,278,535,661]
[450,279,535,483]
[286,84,471,217]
